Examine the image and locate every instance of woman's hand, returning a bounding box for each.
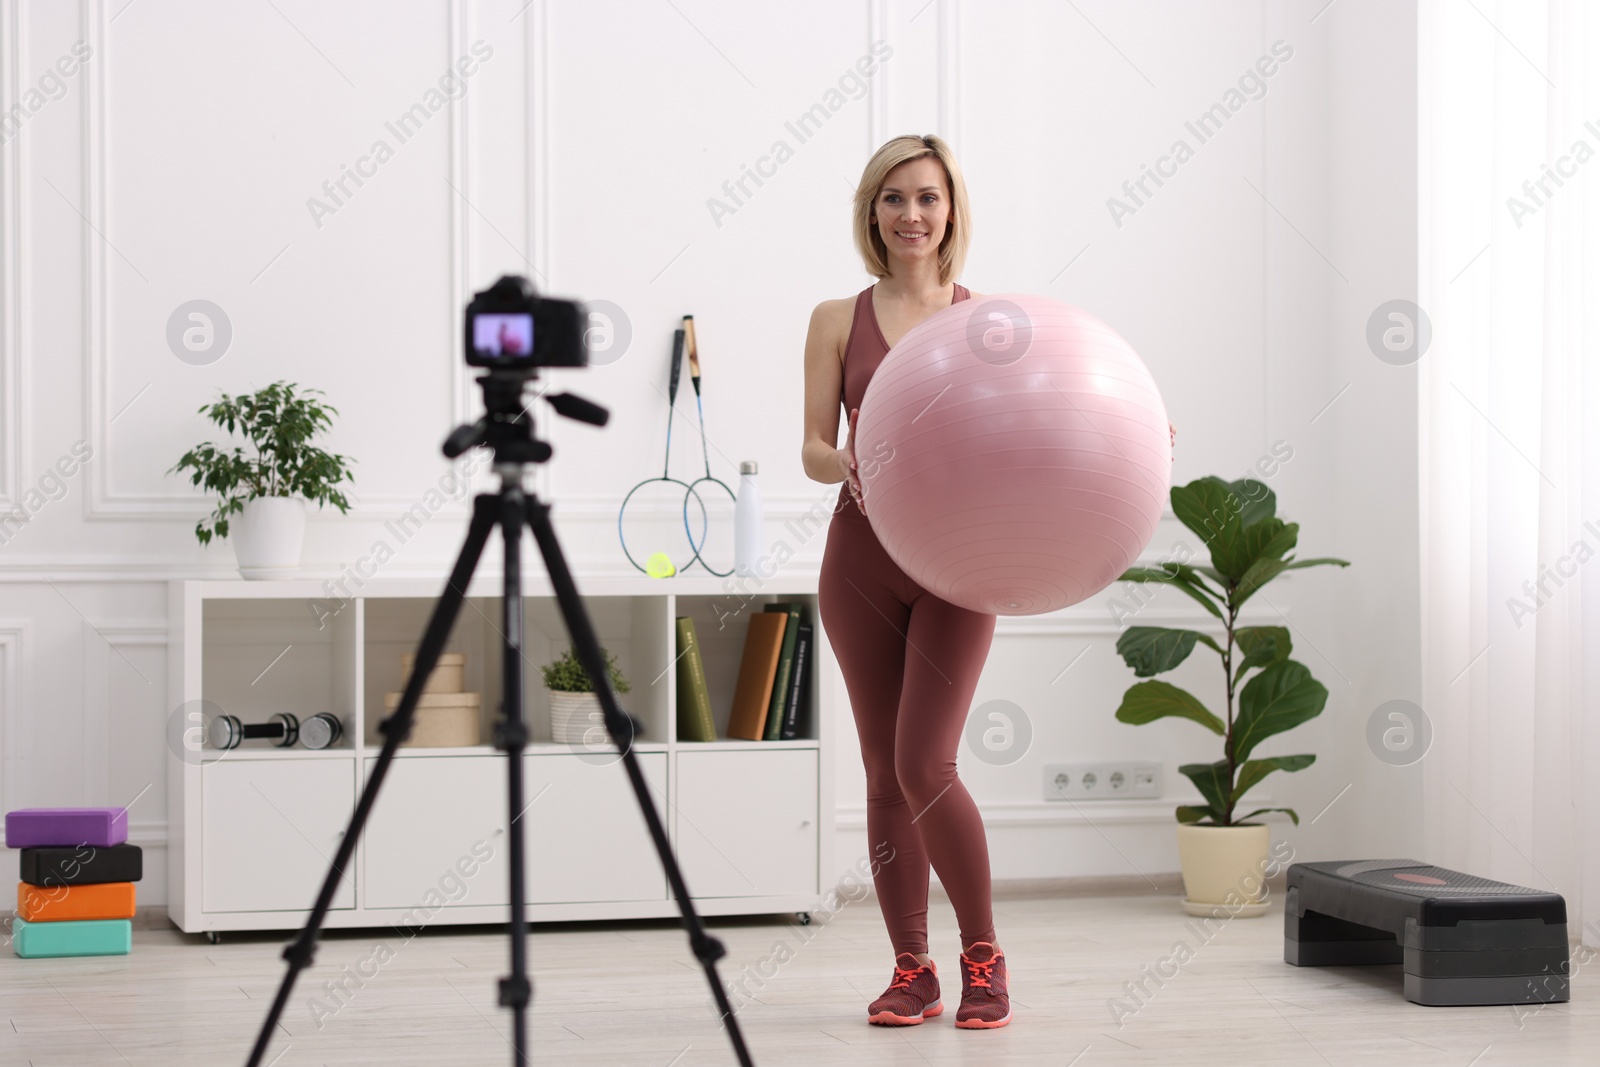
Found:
[838,407,866,515]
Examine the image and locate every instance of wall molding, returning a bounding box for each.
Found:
[523,0,549,302]
[996,605,1288,638]
[552,493,1181,521]
[0,0,28,510]
[449,0,472,431]
[837,795,1285,831]
[867,0,888,152]
[92,621,167,643]
[520,0,554,507]
[875,0,957,150]
[80,620,165,804]
[80,0,472,520]
[936,0,960,153]
[0,560,237,582]
[80,0,116,519]
[0,619,32,815]
[24,791,1276,855]
[0,500,1270,620]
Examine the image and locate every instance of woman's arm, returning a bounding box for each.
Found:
[801,300,856,493]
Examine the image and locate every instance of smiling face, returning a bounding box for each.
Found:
[870,155,952,273]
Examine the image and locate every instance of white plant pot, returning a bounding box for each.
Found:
[232,496,307,580]
[1175,822,1273,917]
[548,690,604,744]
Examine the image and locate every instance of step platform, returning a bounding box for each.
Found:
[1285,859,1569,1006]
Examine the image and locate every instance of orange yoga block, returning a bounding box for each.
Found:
[18,880,136,922]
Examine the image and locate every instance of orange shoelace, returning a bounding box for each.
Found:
[888,964,925,990]
[963,956,998,989]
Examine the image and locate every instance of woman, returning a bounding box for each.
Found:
[801,134,1011,1030]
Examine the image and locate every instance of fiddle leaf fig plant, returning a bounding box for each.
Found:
[1112,476,1349,827]
[168,381,355,545]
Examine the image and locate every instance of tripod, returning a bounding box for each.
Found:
[247,369,755,1067]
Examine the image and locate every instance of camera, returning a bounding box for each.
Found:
[463,274,587,369]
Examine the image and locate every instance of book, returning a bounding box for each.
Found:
[761,603,804,740]
[725,611,788,740]
[779,622,812,740]
[675,617,717,742]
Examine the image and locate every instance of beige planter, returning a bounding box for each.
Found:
[1176,822,1272,917]
[400,652,466,694]
[383,691,482,747]
[549,690,604,744]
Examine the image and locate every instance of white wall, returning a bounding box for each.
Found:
[0,0,1422,906]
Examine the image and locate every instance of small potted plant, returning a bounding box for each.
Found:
[169,381,354,579]
[1112,475,1348,914]
[539,644,631,743]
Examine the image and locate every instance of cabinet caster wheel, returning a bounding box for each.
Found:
[206,931,221,945]
[796,912,812,926]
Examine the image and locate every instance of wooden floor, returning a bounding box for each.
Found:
[1,885,1592,1066]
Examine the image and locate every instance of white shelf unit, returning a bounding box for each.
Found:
[166,575,834,934]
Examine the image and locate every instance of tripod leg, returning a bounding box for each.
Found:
[524,495,757,1067]
[496,486,532,1064]
[246,494,499,1067]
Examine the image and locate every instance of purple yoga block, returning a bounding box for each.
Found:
[5,808,128,849]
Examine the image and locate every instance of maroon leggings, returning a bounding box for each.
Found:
[818,501,998,955]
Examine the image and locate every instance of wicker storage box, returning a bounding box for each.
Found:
[399,652,467,695]
[382,690,481,747]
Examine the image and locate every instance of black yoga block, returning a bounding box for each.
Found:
[20,842,143,887]
[1285,859,1569,1006]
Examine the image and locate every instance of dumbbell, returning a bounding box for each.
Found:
[299,712,343,750]
[208,712,296,750]
[208,712,343,751]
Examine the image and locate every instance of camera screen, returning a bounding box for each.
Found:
[472,313,534,358]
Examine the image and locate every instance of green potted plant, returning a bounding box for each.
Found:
[169,381,354,579]
[539,644,631,743]
[1112,475,1348,914]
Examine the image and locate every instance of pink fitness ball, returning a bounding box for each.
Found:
[855,294,1170,616]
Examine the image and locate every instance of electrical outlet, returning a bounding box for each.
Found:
[1043,762,1162,801]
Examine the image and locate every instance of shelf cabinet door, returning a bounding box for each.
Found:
[362,757,511,911]
[201,758,356,913]
[674,749,818,899]
[524,753,668,904]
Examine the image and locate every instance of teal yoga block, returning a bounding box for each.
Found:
[12,917,132,958]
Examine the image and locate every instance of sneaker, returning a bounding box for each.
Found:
[866,952,943,1025]
[955,942,1011,1029]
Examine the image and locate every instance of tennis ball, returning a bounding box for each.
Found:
[645,552,676,578]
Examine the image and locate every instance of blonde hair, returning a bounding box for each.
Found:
[852,134,971,286]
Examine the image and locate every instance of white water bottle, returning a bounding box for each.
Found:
[734,460,763,577]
